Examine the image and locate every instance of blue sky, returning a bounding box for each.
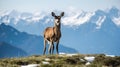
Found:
[0,0,120,12]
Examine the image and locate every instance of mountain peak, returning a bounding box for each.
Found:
[108,7,120,17]
[95,9,106,16]
[109,7,119,12]
[0,23,6,26]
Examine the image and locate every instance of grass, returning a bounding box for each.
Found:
[0,54,120,67]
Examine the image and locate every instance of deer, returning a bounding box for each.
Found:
[43,12,64,55]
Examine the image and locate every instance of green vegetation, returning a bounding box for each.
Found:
[0,54,120,67]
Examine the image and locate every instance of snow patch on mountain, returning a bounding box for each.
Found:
[96,16,106,29]
[62,11,95,27]
[112,17,120,26]
[0,10,12,17]
[1,15,10,24]
[31,12,46,22]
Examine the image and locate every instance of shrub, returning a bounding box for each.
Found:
[103,57,120,67]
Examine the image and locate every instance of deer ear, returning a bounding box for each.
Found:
[51,12,56,17]
[60,12,64,17]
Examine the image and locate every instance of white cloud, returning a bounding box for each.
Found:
[96,16,106,29]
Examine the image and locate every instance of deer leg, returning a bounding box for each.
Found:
[56,40,59,54]
[43,39,47,55]
[48,41,53,54]
[52,42,54,54]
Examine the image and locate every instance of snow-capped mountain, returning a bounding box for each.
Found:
[0,10,54,35]
[0,7,120,55]
[0,7,120,34]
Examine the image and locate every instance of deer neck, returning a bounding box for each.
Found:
[53,24,61,34]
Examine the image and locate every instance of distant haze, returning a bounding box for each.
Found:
[0,0,120,12]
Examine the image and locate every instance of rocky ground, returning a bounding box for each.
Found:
[0,53,120,67]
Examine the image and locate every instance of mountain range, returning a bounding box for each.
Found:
[0,42,27,58]
[0,23,78,58]
[0,7,120,56]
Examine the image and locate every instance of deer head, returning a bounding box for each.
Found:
[51,12,64,26]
